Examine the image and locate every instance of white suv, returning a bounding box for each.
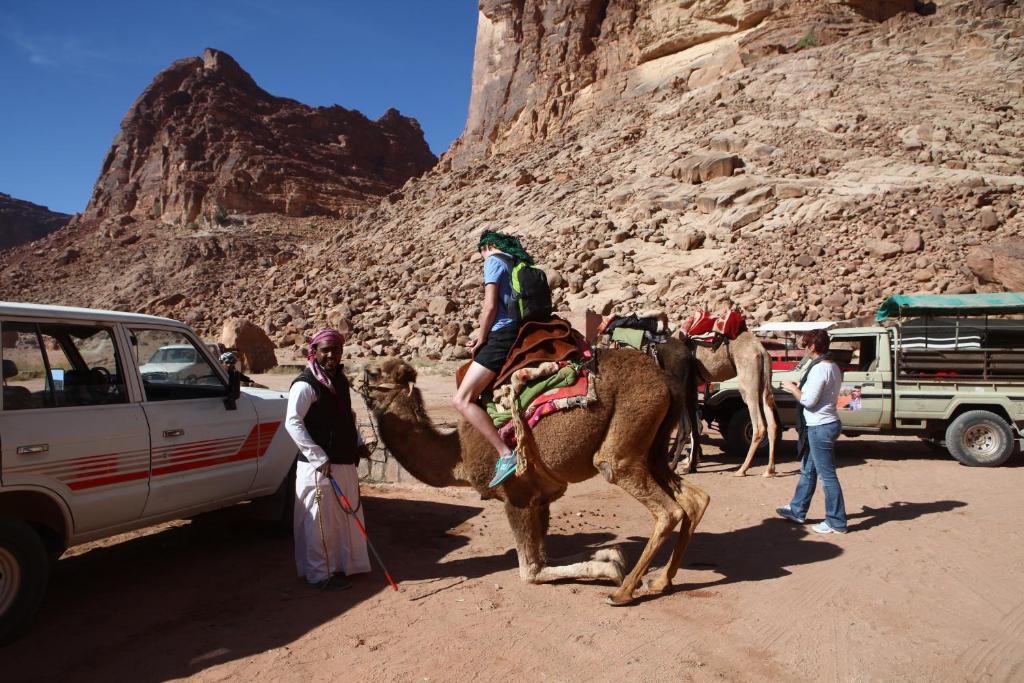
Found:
[0,302,295,642]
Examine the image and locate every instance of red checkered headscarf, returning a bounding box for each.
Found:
[307,329,345,394]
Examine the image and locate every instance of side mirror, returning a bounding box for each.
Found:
[224,368,242,410]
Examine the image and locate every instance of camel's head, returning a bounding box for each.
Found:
[359,357,422,416]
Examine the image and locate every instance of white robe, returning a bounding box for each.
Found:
[286,381,371,583]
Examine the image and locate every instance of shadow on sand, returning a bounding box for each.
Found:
[0,496,500,682]
[0,492,967,679]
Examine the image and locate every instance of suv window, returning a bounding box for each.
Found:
[1,321,128,410]
[131,328,226,401]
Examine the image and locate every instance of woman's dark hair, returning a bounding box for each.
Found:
[801,329,831,354]
[477,230,534,264]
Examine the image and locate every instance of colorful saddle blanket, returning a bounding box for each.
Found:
[485,361,597,449]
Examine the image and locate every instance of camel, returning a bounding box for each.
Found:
[660,331,779,477]
[359,349,710,605]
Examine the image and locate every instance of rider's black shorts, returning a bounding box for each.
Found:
[473,325,518,373]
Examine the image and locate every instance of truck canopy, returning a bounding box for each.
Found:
[876,293,1024,321]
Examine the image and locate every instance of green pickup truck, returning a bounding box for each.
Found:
[703,293,1024,467]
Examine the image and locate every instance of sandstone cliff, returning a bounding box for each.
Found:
[449,0,925,167]
[82,48,436,226]
[0,193,71,251]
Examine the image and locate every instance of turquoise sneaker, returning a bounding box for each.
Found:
[488,452,518,488]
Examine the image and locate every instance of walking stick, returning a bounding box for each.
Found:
[326,473,399,591]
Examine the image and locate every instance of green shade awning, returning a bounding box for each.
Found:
[876,293,1024,321]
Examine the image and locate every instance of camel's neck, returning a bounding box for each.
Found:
[374,404,469,488]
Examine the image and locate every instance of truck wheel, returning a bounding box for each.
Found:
[0,520,50,644]
[725,410,769,458]
[250,459,297,534]
[945,411,1016,467]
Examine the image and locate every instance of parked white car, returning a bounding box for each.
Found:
[0,302,296,642]
[139,344,218,384]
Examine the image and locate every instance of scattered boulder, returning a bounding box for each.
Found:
[867,240,902,259]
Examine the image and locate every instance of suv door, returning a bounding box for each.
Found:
[0,318,151,533]
[129,327,258,517]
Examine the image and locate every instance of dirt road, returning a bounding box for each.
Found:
[2,369,1023,681]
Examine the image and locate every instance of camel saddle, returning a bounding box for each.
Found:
[456,316,588,390]
[682,308,746,342]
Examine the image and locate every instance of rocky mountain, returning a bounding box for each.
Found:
[0,193,71,250]
[1,0,1021,363]
[82,48,436,226]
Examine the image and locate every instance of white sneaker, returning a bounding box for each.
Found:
[811,521,847,535]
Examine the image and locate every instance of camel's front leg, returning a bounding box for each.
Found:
[503,500,546,581]
[504,501,624,584]
[532,547,625,585]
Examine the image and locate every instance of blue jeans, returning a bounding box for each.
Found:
[789,420,847,530]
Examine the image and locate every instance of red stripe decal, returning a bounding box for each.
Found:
[68,470,148,490]
[257,422,281,458]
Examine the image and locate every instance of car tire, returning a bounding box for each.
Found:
[945,411,1016,467]
[0,520,50,645]
[251,459,297,534]
[725,410,769,458]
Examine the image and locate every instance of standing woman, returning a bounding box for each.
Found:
[452,230,531,488]
[776,329,848,534]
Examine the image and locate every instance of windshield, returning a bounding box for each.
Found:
[147,347,196,364]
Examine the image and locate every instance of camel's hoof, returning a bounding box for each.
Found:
[762,470,777,478]
[647,578,671,595]
[732,470,748,477]
[605,593,635,607]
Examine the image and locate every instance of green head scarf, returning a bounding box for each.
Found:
[477,230,534,265]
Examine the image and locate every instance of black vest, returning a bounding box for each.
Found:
[292,367,361,465]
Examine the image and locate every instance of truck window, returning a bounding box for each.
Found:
[1,321,128,409]
[829,337,878,372]
[130,328,226,401]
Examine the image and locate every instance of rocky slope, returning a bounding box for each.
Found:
[1,0,1021,363]
[82,48,436,226]
[0,193,71,250]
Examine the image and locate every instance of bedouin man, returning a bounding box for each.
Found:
[285,328,371,590]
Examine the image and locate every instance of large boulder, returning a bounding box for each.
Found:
[966,242,1024,291]
[219,318,277,373]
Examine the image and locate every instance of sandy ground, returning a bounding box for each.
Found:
[2,368,1023,682]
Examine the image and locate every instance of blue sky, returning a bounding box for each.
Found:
[0,1,478,214]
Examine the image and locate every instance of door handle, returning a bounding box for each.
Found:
[162,429,185,438]
[17,444,49,455]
